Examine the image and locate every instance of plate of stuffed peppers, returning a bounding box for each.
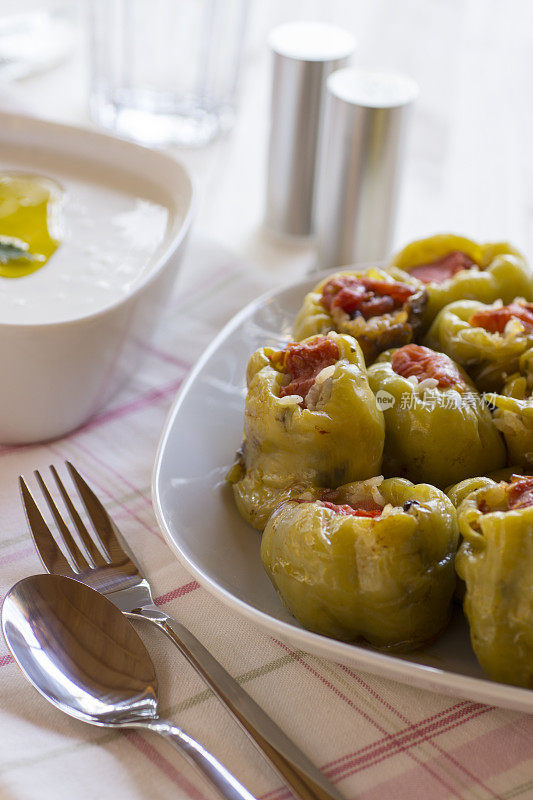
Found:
[153,233,533,712]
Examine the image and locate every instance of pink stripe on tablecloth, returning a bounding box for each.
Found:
[358,714,533,800]
[272,638,389,733]
[123,731,208,800]
[319,700,471,773]
[326,704,492,779]
[47,443,163,542]
[271,639,463,799]
[155,581,200,605]
[80,375,187,433]
[0,545,35,567]
[260,704,492,800]
[71,438,152,511]
[132,337,193,370]
[0,377,189,460]
[173,260,242,308]
[0,444,25,457]
[260,703,492,800]
[0,653,14,667]
[339,664,498,798]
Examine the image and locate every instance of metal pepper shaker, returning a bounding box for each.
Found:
[315,67,419,269]
[265,21,356,238]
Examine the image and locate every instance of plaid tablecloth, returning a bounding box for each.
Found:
[1,237,532,800]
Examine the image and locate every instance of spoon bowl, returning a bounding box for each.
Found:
[3,573,158,726]
[2,574,256,800]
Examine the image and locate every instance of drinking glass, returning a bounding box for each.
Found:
[87,0,248,147]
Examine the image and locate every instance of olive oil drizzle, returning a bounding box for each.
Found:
[0,173,63,278]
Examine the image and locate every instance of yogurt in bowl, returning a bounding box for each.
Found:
[0,162,171,323]
[0,113,194,444]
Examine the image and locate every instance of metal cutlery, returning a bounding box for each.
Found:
[20,462,344,800]
[2,573,256,800]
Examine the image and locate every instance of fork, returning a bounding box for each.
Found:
[20,462,343,800]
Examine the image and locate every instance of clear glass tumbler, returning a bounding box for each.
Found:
[87,0,248,148]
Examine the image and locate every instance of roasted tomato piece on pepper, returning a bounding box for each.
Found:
[292,267,427,365]
[269,337,339,404]
[390,234,533,327]
[321,502,381,517]
[409,250,477,285]
[307,500,382,517]
[321,275,417,319]
[424,299,533,393]
[297,489,383,518]
[391,344,466,390]
[506,475,533,510]
[469,302,533,335]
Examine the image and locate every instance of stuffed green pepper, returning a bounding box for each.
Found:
[446,477,497,509]
[391,234,532,325]
[489,347,533,468]
[455,474,533,687]
[292,267,427,364]
[367,344,506,488]
[425,298,533,391]
[261,476,459,650]
[446,468,530,508]
[228,332,385,530]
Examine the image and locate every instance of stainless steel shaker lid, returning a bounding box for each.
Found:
[265,22,356,238]
[268,21,356,62]
[327,67,419,108]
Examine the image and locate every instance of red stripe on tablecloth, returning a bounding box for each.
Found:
[123,731,208,800]
[0,443,27,457]
[340,664,499,798]
[0,376,190,461]
[260,704,492,800]
[132,338,193,370]
[320,699,472,773]
[81,376,187,432]
[326,704,492,778]
[0,546,36,567]
[0,654,13,667]
[357,715,533,800]
[271,639,462,799]
[272,639,390,730]
[172,260,242,308]
[155,581,200,605]
[71,439,153,510]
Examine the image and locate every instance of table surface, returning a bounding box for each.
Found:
[1,2,533,799]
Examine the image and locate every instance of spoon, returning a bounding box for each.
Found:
[2,573,257,800]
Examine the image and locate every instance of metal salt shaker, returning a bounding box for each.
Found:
[315,67,419,269]
[265,21,356,238]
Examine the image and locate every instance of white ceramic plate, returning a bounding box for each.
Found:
[153,273,533,714]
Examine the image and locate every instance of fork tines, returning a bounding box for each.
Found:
[20,462,126,575]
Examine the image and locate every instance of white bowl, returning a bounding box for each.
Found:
[0,113,194,445]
